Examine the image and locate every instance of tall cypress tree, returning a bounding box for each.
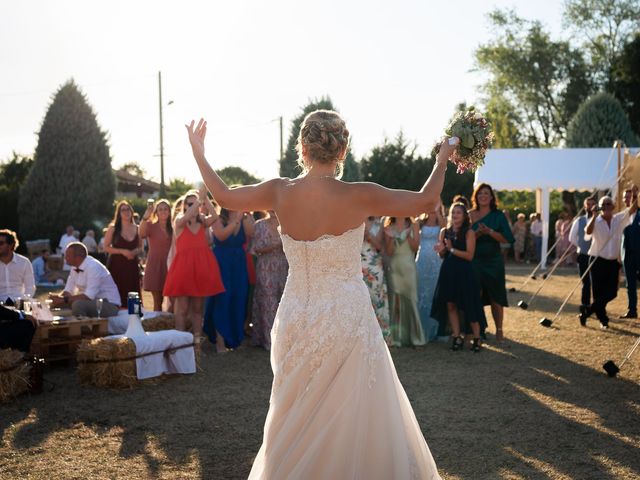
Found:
[19,80,116,245]
[566,92,639,147]
[279,97,361,182]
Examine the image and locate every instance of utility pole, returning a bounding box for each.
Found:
[279,116,284,162]
[158,71,166,197]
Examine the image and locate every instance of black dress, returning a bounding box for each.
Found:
[431,228,487,335]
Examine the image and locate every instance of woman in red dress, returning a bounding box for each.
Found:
[163,188,224,342]
[103,201,143,307]
[140,199,173,311]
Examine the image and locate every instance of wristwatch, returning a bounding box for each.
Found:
[449,247,455,254]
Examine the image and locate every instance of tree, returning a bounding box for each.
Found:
[217,166,261,186]
[612,33,640,135]
[483,89,524,148]
[360,133,472,207]
[360,133,429,191]
[119,161,146,177]
[164,177,194,201]
[280,96,361,182]
[18,80,116,244]
[475,9,593,146]
[0,153,33,233]
[563,0,640,88]
[566,92,639,147]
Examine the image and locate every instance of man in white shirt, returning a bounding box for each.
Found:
[530,213,543,261]
[581,194,638,328]
[82,230,98,254]
[0,229,36,304]
[568,197,596,315]
[58,225,76,271]
[49,242,121,317]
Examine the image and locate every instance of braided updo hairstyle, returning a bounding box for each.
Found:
[295,110,350,178]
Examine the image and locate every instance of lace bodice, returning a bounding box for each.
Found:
[280,224,365,301]
[271,223,383,393]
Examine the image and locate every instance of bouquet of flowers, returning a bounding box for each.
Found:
[433,106,494,174]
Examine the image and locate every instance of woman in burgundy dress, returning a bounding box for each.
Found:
[103,201,143,307]
[140,199,173,311]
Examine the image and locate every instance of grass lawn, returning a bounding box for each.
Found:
[1,266,639,479]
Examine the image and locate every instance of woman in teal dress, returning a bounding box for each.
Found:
[469,183,515,342]
[384,216,426,347]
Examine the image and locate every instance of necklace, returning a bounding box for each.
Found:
[305,174,335,180]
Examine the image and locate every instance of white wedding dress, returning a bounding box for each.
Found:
[249,223,441,479]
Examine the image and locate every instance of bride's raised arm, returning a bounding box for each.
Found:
[186,119,280,212]
[351,138,457,218]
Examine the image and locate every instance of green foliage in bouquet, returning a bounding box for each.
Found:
[18,80,116,246]
[436,106,494,174]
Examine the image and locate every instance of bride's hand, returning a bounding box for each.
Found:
[186,119,207,161]
[436,137,459,165]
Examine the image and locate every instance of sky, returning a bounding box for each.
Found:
[0,0,565,185]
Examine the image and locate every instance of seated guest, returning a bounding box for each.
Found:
[82,230,98,254]
[32,249,50,285]
[0,303,37,352]
[58,225,76,271]
[0,229,36,304]
[49,242,121,317]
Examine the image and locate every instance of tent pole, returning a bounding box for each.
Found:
[616,140,622,210]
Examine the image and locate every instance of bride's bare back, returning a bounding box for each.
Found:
[272,176,373,241]
[186,111,457,241]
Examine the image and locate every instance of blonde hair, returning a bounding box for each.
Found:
[295,110,350,178]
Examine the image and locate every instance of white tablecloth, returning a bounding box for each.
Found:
[107,330,196,380]
[108,310,165,335]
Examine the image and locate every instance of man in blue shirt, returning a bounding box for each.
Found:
[568,197,596,316]
[621,187,640,318]
[31,249,50,285]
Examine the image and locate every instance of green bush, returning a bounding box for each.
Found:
[566,92,639,147]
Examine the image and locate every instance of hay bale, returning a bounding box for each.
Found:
[0,349,30,402]
[142,313,176,332]
[76,337,137,389]
[26,239,51,260]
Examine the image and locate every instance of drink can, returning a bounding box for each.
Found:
[127,292,140,315]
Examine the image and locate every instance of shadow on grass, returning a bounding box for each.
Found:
[396,338,640,479]
[1,337,639,479]
[0,346,272,480]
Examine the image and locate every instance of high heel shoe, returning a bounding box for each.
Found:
[471,338,481,353]
[451,336,464,351]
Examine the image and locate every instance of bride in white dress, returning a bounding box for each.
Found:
[186,111,457,479]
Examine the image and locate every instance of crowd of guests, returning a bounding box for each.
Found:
[362,183,515,351]
[0,183,518,354]
[3,181,638,355]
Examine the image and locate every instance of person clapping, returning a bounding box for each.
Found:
[431,203,486,352]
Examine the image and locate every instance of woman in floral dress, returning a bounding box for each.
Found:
[361,216,391,344]
[251,211,288,351]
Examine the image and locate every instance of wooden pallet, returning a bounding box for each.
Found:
[30,317,108,362]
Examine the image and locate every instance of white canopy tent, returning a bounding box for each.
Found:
[473,147,637,268]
